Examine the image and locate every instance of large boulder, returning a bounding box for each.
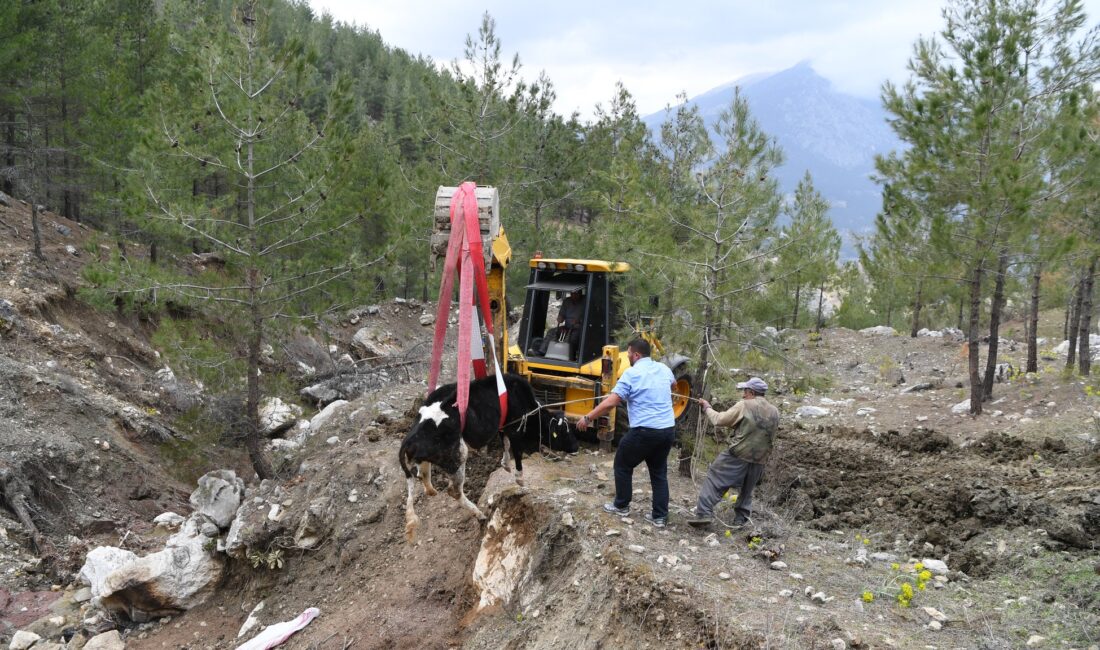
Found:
[860,325,897,337]
[351,326,400,359]
[83,630,125,650]
[259,397,302,436]
[78,546,138,599]
[99,516,224,620]
[189,470,245,529]
[309,400,349,435]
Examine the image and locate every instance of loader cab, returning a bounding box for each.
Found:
[518,259,628,368]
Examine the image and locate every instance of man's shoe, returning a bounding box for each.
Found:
[686,513,713,529]
[602,502,630,516]
[644,513,667,528]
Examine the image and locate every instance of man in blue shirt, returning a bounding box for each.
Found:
[577,338,676,528]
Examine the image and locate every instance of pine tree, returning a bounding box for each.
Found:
[119,0,374,479]
[883,0,1098,413]
[777,173,840,331]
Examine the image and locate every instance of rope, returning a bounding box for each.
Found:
[499,393,708,430]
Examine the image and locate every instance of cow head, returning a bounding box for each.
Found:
[540,410,579,453]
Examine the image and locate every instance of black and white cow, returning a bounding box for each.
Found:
[399,373,578,542]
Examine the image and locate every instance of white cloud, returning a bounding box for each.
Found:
[308,0,1100,120]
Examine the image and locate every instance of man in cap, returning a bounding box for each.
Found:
[687,376,780,529]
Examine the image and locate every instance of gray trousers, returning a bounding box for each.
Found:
[695,450,765,521]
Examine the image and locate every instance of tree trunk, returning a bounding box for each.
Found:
[3,109,14,196]
[968,264,984,415]
[31,204,44,261]
[1067,276,1084,369]
[244,128,273,480]
[982,250,1009,399]
[957,292,965,331]
[1026,262,1041,373]
[791,275,801,329]
[910,279,924,338]
[815,279,825,333]
[683,238,721,477]
[1078,257,1096,376]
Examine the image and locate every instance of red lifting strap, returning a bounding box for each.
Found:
[426,183,508,432]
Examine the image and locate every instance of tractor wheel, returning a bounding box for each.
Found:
[672,373,693,422]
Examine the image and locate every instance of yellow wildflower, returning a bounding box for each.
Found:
[919,570,932,581]
[725,530,732,538]
[891,563,900,571]
[918,582,927,591]
[862,591,874,603]
[913,562,924,571]
[901,583,914,599]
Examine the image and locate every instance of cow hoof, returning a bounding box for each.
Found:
[515,476,525,487]
[424,486,438,497]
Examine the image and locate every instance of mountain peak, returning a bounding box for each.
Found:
[643,65,902,246]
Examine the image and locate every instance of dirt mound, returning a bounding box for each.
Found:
[768,423,1099,578]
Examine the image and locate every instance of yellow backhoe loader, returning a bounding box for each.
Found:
[431,186,692,448]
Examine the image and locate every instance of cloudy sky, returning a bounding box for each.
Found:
[306,1,1100,121]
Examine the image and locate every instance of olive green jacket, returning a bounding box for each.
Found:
[704,397,780,463]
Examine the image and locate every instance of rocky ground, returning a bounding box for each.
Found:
[0,195,1098,649]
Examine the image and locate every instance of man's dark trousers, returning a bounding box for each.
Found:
[612,426,676,519]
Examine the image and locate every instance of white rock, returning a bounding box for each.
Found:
[951,399,971,414]
[83,630,124,650]
[779,589,794,597]
[627,544,645,553]
[79,546,138,598]
[921,558,949,576]
[796,406,830,418]
[856,407,876,417]
[310,399,349,433]
[718,572,731,580]
[99,517,224,619]
[605,529,621,537]
[326,436,340,445]
[269,439,300,452]
[657,554,679,567]
[811,591,832,604]
[189,470,245,529]
[1026,635,1046,647]
[9,631,41,650]
[561,512,574,527]
[769,561,788,571]
[830,639,847,650]
[153,512,185,529]
[927,620,942,631]
[259,397,302,435]
[860,325,897,337]
[922,606,947,622]
[237,601,265,639]
[819,397,853,406]
[154,365,176,383]
[419,313,434,326]
[789,572,804,580]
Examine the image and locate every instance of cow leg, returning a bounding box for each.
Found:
[404,475,420,543]
[501,434,513,471]
[512,442,525,487]
[419,461,438,496]
[453,440,486,521]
